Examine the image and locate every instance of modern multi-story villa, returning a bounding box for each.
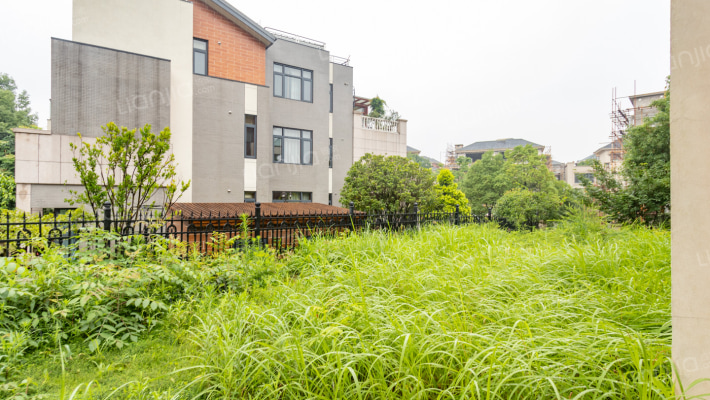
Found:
[15,0,407,214]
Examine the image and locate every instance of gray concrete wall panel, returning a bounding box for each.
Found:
[332,63,354,206]
[51,38,170,137]
[191,75,245,203]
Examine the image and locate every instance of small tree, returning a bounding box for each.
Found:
[368,96,400,121]
[452,156,472,183]
[461,151,511,215]
[0,73,38,176]
[68,123,190,231]
[431,169,471,214]
[369,96,386,118]
[494,188,562,230]
[340,154,435,213]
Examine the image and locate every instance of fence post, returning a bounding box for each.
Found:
[414,202,420,231]
[455,204,460,226]
[349,201,355,230]
[254,202,261,245]
[103,202,112,231]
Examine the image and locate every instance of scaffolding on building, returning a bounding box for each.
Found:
[445,144,458,170]
[544,146,552,170]
[610,87,630,168]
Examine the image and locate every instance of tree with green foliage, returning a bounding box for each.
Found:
[0,73,38,209]
[583,83,670,226]
[67,123,190,231]
[431,169,471,214]
[0,173,15,209]
[369,96,386,118]
[340,153,435,213]
[460,152,511,215]
[407,153,433,170]
[461,145,573,225]
[494,188,562,230]
[368,96,400,121]
[0,73,38,176]
[503,145,558,193]
[452,156,472,183]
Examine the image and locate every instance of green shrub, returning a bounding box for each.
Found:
[0,209,94,257]
[0,228,281,358]
[494,187,562,230]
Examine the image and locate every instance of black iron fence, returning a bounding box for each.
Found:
[1,202,509,257]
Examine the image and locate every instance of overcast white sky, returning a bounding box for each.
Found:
[0,0,670,162]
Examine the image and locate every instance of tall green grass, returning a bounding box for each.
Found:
[169,224,677,399]
[11,222,688,399]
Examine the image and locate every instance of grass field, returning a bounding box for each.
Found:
[5,219,681,399]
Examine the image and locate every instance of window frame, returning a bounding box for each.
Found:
[329,138,333,168]
[574,173,595,184]
[272,126,313,165]
[329,83,333,112]
[244,191,257,203]
[193,38,208,76]
[272,191,313,203]
[244,115,257,158]
[273,62,313,103]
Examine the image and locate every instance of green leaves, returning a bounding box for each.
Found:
[583,83,670,226]
[341,154,436,213]
[67,123,190,232]
[431,169,471,214]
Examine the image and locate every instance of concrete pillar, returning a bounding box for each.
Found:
[671,0,710,394]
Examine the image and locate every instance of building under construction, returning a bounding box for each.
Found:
[609,87,665,168]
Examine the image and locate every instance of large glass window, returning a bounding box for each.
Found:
[245,115,256,158]
[273,63,313,102]
[273,127,312,165]
[193,39,208,76]
[272,191,313,203]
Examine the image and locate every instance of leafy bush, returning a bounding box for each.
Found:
[493,187,562,230]
[0,209,94,257]
[340,154,435,213]
[0,228,281,358]
[430,169,471,214]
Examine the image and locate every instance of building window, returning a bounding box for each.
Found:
[245,115,256,158]
[329,83,333,112]
[273,63,312,102]
[273,127,312,165]
[329,138,333,168]
[574,173,594,184]
[193,38,208,76]
[244,191,256,203]
[272,191,312,203]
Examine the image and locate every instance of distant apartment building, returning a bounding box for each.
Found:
[15,0,406,214]
[454,138,545,162]
[629,91,665,125]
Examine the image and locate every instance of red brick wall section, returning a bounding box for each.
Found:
[193,0,266,85]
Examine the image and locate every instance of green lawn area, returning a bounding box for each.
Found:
[5,221,674,399]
